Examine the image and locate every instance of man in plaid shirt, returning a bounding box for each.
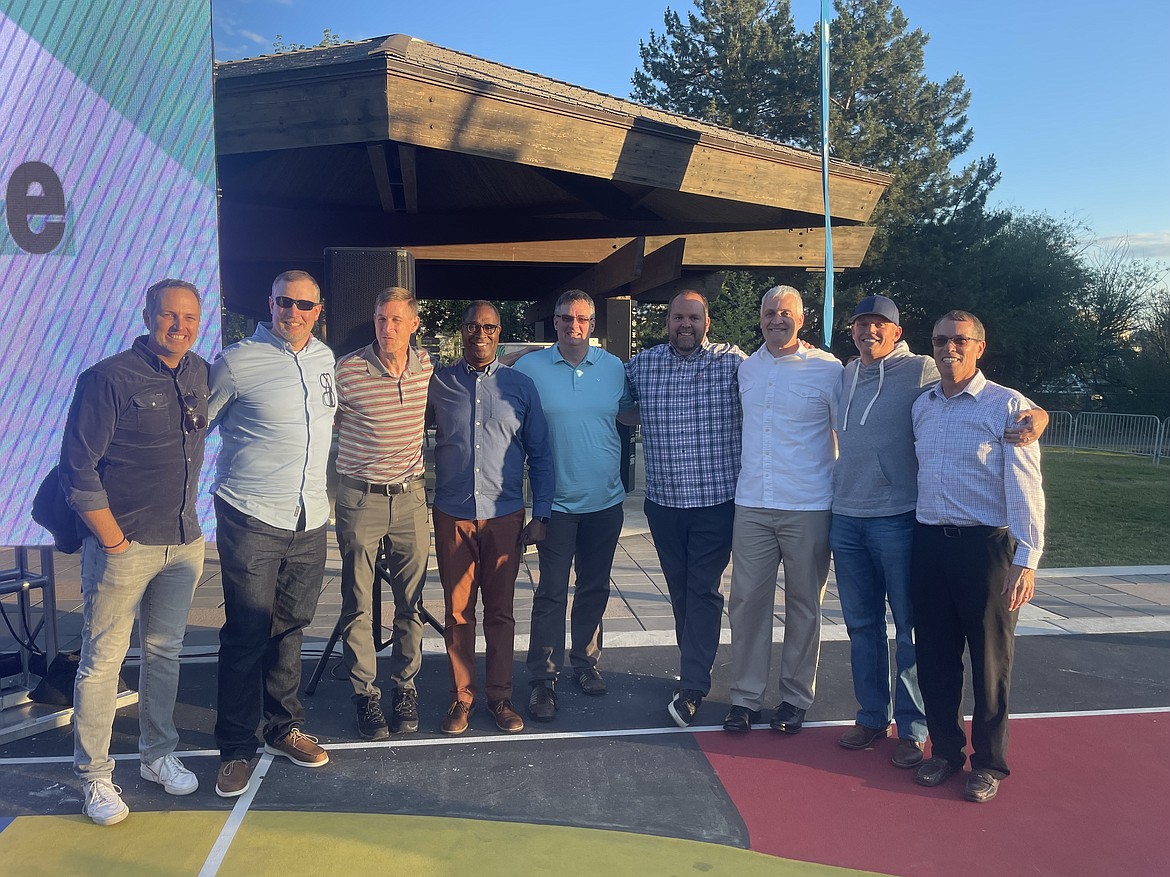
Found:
[623,290,747,727]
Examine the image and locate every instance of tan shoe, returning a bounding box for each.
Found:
[490,699,525,733]
[441,700,474,735]
[215,759,252,798]
[264,728,329,767]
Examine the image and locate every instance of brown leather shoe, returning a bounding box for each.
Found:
[964,769,1001,803]
[490,699,525,733]
[838,723,891,750]
[215,759,252,798]
[441,701,474,735]
[264,728,329,767]
[915,756,960,787]
[891,738,926,768]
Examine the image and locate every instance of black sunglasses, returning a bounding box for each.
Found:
[274,295,320,311]
[931,335,979,348]
[182,393,207,433]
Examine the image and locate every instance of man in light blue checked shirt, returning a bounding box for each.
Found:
[623,290,747,728]
[909,310,1045,805]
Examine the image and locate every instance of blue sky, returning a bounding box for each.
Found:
[211,0,1170,260]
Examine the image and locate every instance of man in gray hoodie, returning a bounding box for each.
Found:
[831,295,1046,769]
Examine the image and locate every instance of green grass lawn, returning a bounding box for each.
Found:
[1041,448,1170,567]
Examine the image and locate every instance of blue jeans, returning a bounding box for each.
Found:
[214,496,327,761]
[73,537,204,782]
[830,512,926,741]
[644,499,734,695]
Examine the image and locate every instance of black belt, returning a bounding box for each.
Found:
[927,524,1008,539]
[339,473,425,496]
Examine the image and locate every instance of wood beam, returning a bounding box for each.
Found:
[406,228,876,270]
[628,237,685,297]
[526,238,644,323]
[398,145,419,213]
[366,144,398,213]
[382,64,887,222]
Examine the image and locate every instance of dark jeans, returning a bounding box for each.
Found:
[526,502,624,684]
[911,523,1017,778]
[644,498,734,695]
[214,496,327,761]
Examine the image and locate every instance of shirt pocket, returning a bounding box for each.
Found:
[130,392,170,435]
[787,384,825,420]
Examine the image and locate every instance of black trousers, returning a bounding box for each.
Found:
[910,523,1017,778]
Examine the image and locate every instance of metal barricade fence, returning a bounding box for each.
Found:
[1036,411,1166,463]
[1038,410,1075,448]
[1072,412,1164,461]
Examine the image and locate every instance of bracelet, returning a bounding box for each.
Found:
[101,537,128,551]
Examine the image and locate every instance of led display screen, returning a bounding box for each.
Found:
[0,0,221,544]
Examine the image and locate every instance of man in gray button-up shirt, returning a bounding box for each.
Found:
[207,270,336,797]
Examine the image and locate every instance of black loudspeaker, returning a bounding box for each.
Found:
[324,247,416,356]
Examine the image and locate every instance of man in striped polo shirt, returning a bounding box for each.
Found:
[334,287,433,739]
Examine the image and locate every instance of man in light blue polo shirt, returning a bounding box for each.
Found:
[513,290,632,722]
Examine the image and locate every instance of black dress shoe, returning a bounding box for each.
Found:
[770,702,806,734]
[915,756,960,787]
[722,705,762,732]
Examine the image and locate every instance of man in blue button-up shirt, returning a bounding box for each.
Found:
[62,279,208,825]
[207,270,336,797]
[428,300,554,736]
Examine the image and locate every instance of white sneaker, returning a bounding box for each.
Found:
[140,753,199,795]
[83,779,129,825]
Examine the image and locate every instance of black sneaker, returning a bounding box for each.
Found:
[668,689,703,728]
[527,683,558,722]
[391,688,419,734]
[356,695,389,740]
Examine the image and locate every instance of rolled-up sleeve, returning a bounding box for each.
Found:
[60,371,117,512]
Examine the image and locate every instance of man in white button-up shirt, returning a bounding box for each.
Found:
[723,286,842,735]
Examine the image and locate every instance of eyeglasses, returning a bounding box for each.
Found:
[464,322,500,335]
[555,314,593,325]
[931,335,979,348]
[319,373,336,408]
[274,295,320,311]
[182,393,207,433]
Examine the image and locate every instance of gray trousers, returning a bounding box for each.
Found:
[526,502,624,684]
[335,483,429,699]
[728,506,831,711]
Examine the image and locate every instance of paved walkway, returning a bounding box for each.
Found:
[7,489,1169,665]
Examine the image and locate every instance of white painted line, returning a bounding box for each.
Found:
[8,706,1169,768]
[196,754,273,877]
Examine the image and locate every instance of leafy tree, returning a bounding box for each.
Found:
[633,1,809,139]
[272,28,342,54]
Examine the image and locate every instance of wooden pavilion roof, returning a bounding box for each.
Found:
[214,34,890,332]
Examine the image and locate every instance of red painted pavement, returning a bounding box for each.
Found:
[698,713,1169,877]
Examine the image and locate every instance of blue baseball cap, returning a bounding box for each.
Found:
[851,295,900,326]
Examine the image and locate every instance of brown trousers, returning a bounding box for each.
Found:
[432,507,524,704]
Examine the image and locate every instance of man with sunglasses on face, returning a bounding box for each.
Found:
[208,270,336,798]
[909,311,1045,804]
[60,279,209,825]
[427,300,554,735]
[832,296,1047,772]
